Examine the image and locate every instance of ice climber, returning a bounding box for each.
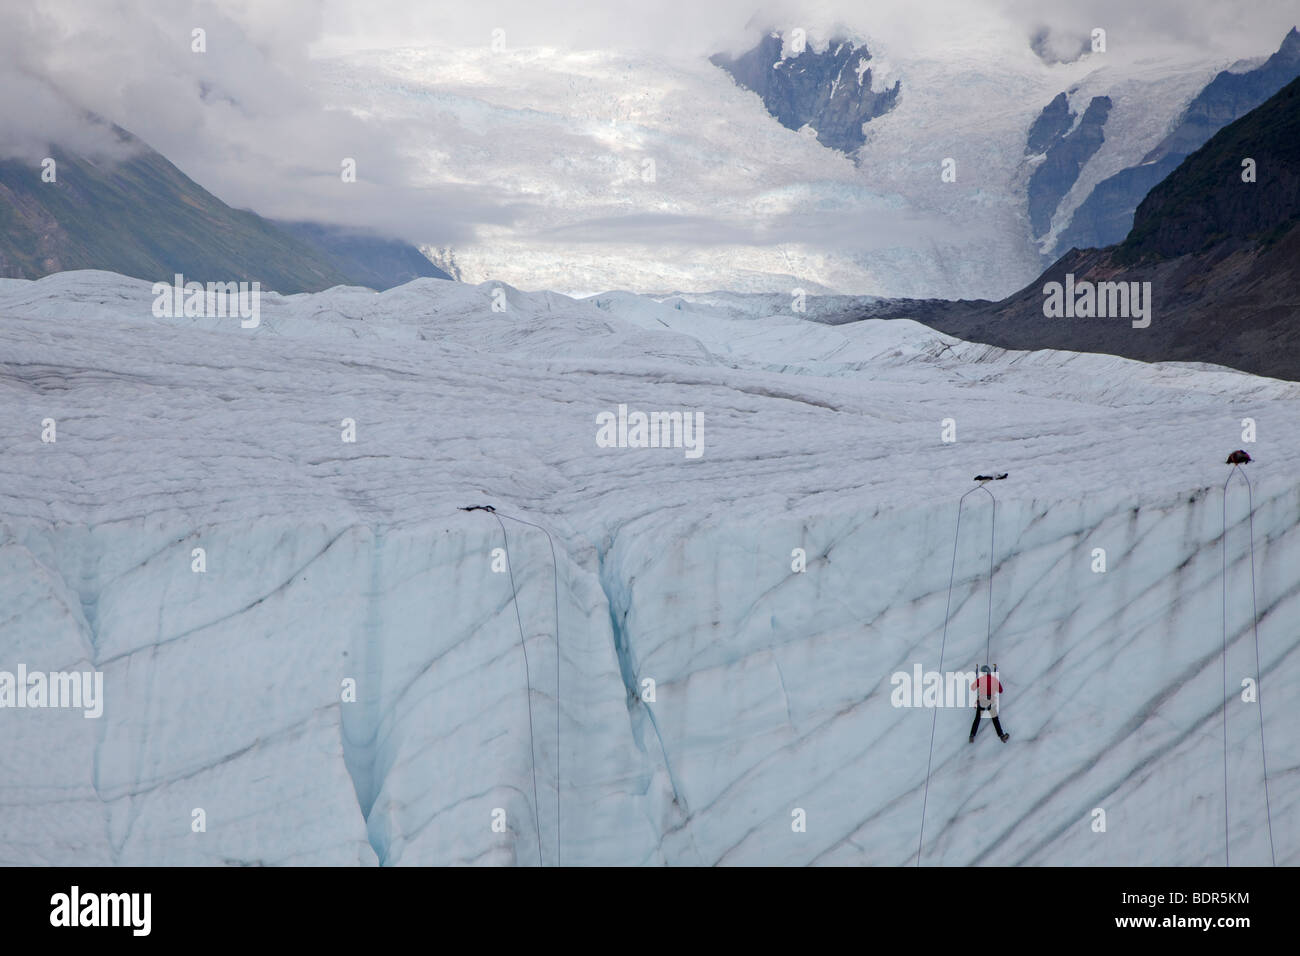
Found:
[969,665,1010,743]
[1226,450,1252,465]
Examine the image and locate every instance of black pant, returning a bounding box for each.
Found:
[970,706,1004,739]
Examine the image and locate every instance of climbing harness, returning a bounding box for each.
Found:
[461,505,562,866]
[1220,465,1276,866]
[916,481,999,865]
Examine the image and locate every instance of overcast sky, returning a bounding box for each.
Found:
[308,0,1297,59]
[2,0,1296,246]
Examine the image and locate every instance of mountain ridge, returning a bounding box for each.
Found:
[1052,27,1300,255]
[0,124,449,293]
[855,75,1300,380]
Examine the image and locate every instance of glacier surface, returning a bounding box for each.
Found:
[1,271,1297,865]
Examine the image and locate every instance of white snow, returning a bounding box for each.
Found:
[309,39,1239,299]
[1,270,1296,865]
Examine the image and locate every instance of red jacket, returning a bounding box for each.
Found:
[972,674,1003,697]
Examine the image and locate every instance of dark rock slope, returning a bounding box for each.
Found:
[0,124,447,293]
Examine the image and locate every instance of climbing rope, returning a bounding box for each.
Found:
[489,511,544,867]
[985,490,997,671]
[462,505,562,867]
[1220,472,1230,868]
[916,483,997,866]
[1220,466,1276,866]
[493,508,562,868]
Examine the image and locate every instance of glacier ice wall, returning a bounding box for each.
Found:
[1,272,1297,865]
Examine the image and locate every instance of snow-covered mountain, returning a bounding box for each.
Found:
[897,73,1300,382]
[1051,28,1300,256]
[2,271,1296,865]
[312,31,1280,299]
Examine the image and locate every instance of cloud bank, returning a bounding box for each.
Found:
[2,0,1296,252]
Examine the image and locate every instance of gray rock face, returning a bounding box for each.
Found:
[1056,27,1300,254]
[1049,155,1183,254]
[1025,92,1072,154]
[1026,95,1113,237]
[710,33,900,153]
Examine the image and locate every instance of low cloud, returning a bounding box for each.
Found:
[0,0,525,245]
[535,207,986,250]
[2,0,1296,257]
